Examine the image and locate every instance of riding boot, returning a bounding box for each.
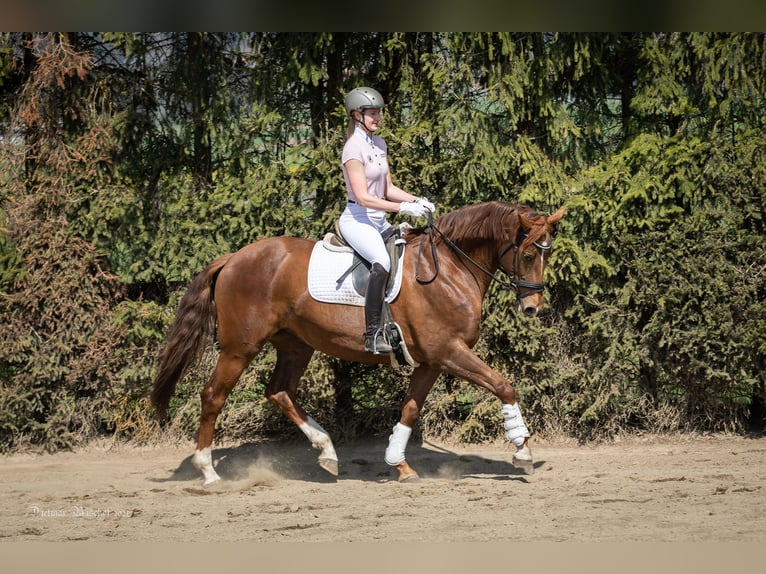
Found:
[364,262,393,354]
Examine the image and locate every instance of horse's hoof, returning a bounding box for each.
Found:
[512,457,535,475]
[511,442,534,475]
[202,476,222,488]
[398,473,420,483]
[319,457,339,476]
[394,461,420,482]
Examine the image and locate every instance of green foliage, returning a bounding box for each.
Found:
[0,217,123,451]
[1,33,765,453]
[563,123,766,437]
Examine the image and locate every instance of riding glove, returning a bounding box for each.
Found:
[415,197,436,213]
[399,201,429,217]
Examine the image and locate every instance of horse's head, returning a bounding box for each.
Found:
[500,206,566,317]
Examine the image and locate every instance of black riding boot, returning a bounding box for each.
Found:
[364,262,393,354]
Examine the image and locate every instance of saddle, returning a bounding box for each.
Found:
[328,221,408,296]
[309,222,418,368]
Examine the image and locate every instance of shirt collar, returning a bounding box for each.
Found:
[354,126,375,145]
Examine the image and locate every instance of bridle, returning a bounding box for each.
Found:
[497,236,552,296]
[415,213,552,300]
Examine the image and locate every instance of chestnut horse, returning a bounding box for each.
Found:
[151,201,565,485]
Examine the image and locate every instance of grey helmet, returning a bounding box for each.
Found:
[345,87,386,116]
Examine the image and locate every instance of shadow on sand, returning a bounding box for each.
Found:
[151,438,543,486]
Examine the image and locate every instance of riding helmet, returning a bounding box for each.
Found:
[345,87,386,116]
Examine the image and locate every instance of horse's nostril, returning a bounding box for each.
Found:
[523,306,538,318]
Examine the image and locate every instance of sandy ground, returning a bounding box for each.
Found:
[1,434,765,543]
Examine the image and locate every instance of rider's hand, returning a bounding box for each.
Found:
[399,201,429,217]
[415,197,436,213]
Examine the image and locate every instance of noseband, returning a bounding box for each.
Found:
[415,216,551,300]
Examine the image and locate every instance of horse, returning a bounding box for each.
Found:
[151,201,566,485]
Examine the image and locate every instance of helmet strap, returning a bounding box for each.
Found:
[354,110,374,136]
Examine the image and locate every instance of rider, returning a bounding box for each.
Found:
[339,86,435,354]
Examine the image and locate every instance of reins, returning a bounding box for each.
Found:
[415,213,549,297]
[414,213,440,285]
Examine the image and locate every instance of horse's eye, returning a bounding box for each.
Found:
[523,252,535,262]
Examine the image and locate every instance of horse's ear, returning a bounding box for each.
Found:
[510,211,526,236]
[548,207,566,225]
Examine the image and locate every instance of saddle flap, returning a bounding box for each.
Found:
[351,258,372,295]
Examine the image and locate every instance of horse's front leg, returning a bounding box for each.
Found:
[442,344,534,474]
[386,365,441,482]
[502,403,533,472]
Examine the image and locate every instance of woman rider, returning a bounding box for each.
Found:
[338,87,435,354]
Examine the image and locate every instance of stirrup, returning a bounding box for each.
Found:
[365,330,392,354]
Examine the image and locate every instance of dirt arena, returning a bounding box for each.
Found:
[1,434,764,543]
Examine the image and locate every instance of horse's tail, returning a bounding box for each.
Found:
[150,253,233,424]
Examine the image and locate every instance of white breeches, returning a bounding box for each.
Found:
[339,204,392,271]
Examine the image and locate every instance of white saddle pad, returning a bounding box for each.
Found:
[307,239,405,306]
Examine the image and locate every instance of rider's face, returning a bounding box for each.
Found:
[358,108,381,131]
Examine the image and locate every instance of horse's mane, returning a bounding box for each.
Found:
[408,201,548,248]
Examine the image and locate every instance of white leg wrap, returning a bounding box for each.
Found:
[299,417,338,462]
[384,423,412,466]
[192,447,222,486]
[502,402,530,447]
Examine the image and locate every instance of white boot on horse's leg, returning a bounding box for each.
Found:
[192,447,222,486]
[299,417,339,476]
[385,422,411,465]
[385,423,419,482]
[502,403,534,475]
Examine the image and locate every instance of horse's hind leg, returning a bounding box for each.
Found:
[193,351,253,486]
[266,337,339,476]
